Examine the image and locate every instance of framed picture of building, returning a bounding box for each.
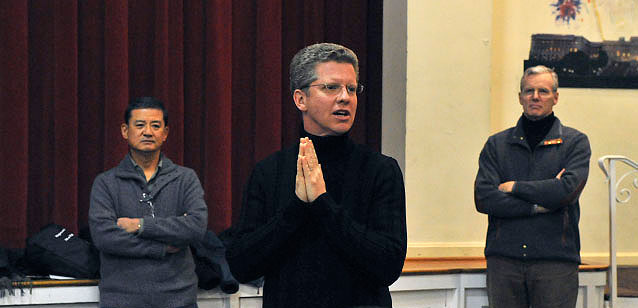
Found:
[524,34,638,88]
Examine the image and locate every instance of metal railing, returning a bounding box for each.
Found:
[597,155,638,308]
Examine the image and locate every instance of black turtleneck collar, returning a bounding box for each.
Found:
[521,112,556,149]
[300,131,353,164]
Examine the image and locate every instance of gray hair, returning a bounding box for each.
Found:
[520,65,559,92]
[289,43,359,95]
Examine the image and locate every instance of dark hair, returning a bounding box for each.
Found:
[123,97,168,126]
[289,43,359,95]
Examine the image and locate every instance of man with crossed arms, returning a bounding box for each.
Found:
[474,65,591,308]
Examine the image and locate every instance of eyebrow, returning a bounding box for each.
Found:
[133,120,163,124]
[523,87,551,91]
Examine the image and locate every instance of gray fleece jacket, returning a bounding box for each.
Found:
[89,153,207,308]
[474,116,591,263]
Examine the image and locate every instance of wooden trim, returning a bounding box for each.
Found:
[10,257,607,288]
[402,257,608,274]
[11,279,98,288]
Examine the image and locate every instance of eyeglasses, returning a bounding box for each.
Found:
[521,87,554,98]
[302,83,364,96]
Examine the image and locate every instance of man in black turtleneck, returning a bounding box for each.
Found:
[474,65,591,308]
[227,43,407,308]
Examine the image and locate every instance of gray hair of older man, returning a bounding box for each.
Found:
[289,43,359,95]
[520,65,559,92]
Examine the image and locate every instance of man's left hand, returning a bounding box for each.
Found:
[295,139,309,202]
[300,139,327,202]
[498,181,515,193]
[117,217,141,233]
[498,168,565,193]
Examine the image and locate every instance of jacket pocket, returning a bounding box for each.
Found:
[561,207,569,247]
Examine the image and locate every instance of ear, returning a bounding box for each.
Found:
[293,89,307,112]
[121,123,129,140]
[163,126,169,142]
[553,91,559,106]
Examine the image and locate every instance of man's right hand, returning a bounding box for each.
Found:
[300,139,326,202]
[295,139,309,202]
[531,169,566,215]
[556,168,565,179]
[117,217,141,233]
[533,204,551,214]
[166,245,180,254]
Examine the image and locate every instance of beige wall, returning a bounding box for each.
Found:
[404,0,638,260]
[405,0,492,257]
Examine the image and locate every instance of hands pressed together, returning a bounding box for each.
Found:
[295,137,327,203]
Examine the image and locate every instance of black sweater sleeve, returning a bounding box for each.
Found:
[474,137,537,218]
[226,156,311,282]
[311,154,407,287]
[227,147,407,288]
[511,133,591,210]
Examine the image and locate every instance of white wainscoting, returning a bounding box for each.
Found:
[390,271,606,308]
[0,270,606,308]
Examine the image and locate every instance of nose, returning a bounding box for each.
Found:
[531,90,541,100]
[336,85,352,103]
[142,124,152,135]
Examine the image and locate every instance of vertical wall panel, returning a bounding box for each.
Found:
[281,0,307,146]
[231,1,256,229]
[205,0,233,232]
[52,0,79,230]
[27,0,55,235]
[104,1,129,169]
[183,0,205,176]
[166,0,185,164]
[255,0,283,162]
[0,0,29,248]
[78,0,106,231]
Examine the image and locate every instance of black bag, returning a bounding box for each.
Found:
[0,247,10,279]
[191,230,239,293]
[25,224,99,279]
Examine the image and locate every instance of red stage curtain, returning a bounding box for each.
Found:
[0,0,382,248]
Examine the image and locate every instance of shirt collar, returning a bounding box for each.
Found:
[129,153,163,172]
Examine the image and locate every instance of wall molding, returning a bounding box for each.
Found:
[408,242,485,258]
[408,244,638,264]
[581,252,638,265]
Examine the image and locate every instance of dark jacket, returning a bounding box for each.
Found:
[89,154,208,308]
[474,115,591,263]
[191,230,239,294]
[227,135,407,308]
